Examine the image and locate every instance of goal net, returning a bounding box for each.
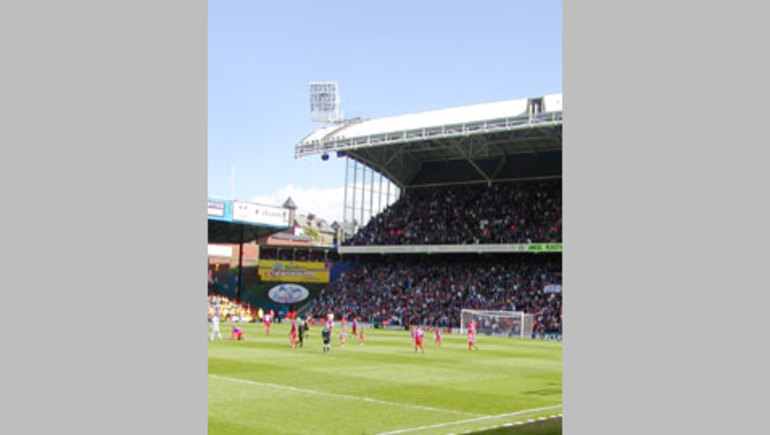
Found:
[460,309,535,338]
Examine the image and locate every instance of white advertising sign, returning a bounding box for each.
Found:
[208,200,225,217]
[208,244,233,258]
[232,202,289,227]
[267,284,310,304]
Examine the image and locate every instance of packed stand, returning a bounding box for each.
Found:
[304,254,562,333]
[345,179,561,246]
[208,294,257,323]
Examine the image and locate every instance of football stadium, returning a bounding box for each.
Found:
[208,93,563,434]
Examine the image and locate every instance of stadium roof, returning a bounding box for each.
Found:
[208,197,291,244]
[208,219,287,244]
[296,93,562,188]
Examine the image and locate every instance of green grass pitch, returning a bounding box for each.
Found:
[208,322,562,435]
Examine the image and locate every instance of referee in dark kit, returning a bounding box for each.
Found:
[321,326,331,354]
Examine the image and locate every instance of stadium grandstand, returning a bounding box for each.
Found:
[296,93,562,337]
[209,195,350,319]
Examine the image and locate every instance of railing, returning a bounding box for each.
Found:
[295,111,563,158]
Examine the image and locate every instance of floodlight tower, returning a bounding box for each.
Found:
[306,81,393,237]
[309,81,341,125]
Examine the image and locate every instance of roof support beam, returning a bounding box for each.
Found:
[490,155,507,180]
[383,145,405,167]
[449,138,491,186]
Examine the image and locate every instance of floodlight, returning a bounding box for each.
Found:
[309,81,340,124]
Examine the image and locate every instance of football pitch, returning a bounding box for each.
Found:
[208,322,562,435]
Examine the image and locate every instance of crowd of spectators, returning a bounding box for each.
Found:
[344,179,561,246]
[304,254,562,333]
[208,294,257,323]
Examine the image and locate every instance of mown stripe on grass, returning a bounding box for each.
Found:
[209,373,481,417]
[375,404,562,434]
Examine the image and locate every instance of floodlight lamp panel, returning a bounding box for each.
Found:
[309,81,341,123]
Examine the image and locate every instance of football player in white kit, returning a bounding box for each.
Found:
[210,314,222,341]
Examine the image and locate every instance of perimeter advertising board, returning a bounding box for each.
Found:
[527,243,562,252]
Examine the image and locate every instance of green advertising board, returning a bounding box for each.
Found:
[526,243,563,252]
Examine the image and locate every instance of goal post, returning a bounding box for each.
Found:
[460,309,535,338]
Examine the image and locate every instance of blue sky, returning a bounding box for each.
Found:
[209,1,561,222]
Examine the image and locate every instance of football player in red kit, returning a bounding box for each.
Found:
[289,319,298,348]
[412,326,425,354]
[467,325,478,350]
